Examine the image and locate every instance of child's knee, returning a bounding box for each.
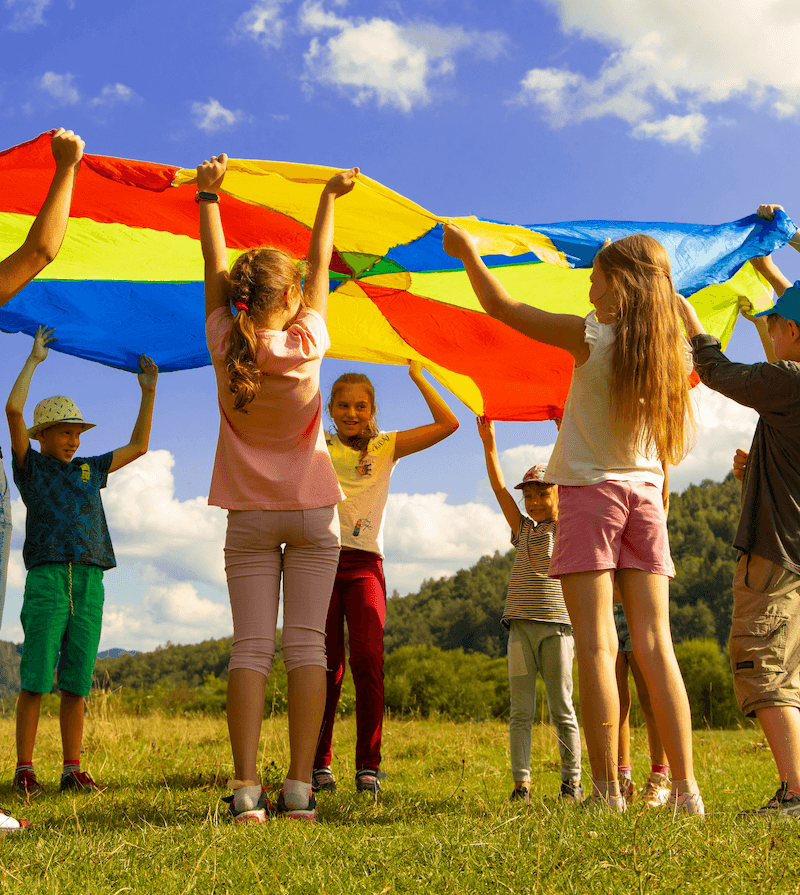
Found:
[282,627,326,672]
[229,638,275,676]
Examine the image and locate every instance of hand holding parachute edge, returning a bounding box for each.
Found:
[197,154,228,193]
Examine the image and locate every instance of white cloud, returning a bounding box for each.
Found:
[383,491,510,594]
[515,0,800,147]
[6,0,50,31]
[632,113,707,151]
[90,83,137,107]
[300,0,507,112]
[38,71,80,105]
[670,384,758,491]
[191,97,247,133]
[100,578,231,653]
[236,0,286,49]
[102,450,227,589]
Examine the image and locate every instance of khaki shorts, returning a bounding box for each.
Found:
[730,553,800,717]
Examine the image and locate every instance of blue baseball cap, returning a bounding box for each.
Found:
[754,280,800,325]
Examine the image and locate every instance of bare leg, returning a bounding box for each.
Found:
[59,690,85,761]
[15,689,43,764]
[560,570,619,791]
[226,668,267,782]
[616,652,632,768]
[287,665,327,784]
[756,705,800,793]
[618,568,694,780]
[627,650,668,766]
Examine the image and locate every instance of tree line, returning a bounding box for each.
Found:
[0,473,744,706]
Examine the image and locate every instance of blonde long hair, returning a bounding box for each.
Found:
[225,247,304,412]
[595,234,694,466]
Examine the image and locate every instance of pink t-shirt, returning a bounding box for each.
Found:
[206,306,344,511]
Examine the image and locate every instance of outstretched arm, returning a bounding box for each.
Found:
[393,362,460,460]
[6,326,56,466]
[0,129,84,308]
[738,294,778,362]
[476,417,521,533]
[442,222,589,363]
[304,168,359,320]
[197,154,230,320]
[108,357,158,472]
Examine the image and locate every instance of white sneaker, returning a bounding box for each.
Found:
[641,771,671,808]
[0,808,27,834]
[668,790,705,817]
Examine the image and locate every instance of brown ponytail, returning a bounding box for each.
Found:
[225,247,304,412]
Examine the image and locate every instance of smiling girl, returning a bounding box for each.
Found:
[312,363,458,794]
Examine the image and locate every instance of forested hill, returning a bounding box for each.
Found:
[0,474,743,694]
[384,473,742,656]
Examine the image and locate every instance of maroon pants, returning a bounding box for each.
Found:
[315,549,386,770]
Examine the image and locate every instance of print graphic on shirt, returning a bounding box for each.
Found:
[80,463,91,484]
[352,517,374,538]
[355,461,372,478]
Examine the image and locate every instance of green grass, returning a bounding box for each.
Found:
[1,700,799,894]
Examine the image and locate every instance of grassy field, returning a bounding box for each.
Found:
[0,698,799,894]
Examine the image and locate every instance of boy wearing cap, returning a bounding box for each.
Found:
[476,417,582,803]
[5,325,157,797]
[679,223,800,817]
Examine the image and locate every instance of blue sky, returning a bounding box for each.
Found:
[2,0,800,650]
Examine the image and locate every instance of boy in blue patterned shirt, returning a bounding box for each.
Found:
[6,325,157,797]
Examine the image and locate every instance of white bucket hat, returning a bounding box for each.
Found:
[27,396,96,438]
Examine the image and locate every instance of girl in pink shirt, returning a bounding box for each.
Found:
[197,153,357,824]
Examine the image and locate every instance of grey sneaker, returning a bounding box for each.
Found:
[12,768,43,800]
[618,775,636,804]
[559,780,584,801]
[741,783,800,819]
[510,784,531,804]
[355,768,383,793]
[312,767,337,793]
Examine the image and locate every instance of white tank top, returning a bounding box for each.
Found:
[546,312,665,488]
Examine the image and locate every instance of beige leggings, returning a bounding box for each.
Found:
[225,507,341,676]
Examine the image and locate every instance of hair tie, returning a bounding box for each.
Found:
[234,301,249,313]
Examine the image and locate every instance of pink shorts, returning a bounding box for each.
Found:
[549,481,674,578]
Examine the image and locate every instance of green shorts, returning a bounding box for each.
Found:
[20,563,105,696]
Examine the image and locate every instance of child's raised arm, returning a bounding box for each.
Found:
[393,361,460,460]
[0,129,83,308]
[6,326,56,466]
[108,356,158,472]
[304,168,358,320]
[442,222,589,363]
[197,154,230,320]
[476,416,522,534]
[738,293,778,362]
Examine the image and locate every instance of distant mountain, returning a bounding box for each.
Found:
[97,648,137,660]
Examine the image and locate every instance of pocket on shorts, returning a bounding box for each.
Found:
[301,506,340,549]
[743,553,799,596]
[507,636,528,678]
[730,612,789,677]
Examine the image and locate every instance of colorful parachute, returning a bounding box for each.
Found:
[0,132,795,420]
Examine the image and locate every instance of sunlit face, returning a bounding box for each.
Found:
[522,483,556,523]
[36,423,82,463]
[589,259,619,324]
[767,314,799,362]
[331,385,374,441]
